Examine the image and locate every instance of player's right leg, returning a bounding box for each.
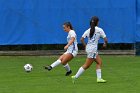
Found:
[44,54,65,71]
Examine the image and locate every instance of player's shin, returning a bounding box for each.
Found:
[75,67,85,78]
[50,59,61,68]
[63,63,71,72]
[96,69,102,79]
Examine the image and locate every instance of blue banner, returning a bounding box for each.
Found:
[0,0,138,45]
[136,0,140,42]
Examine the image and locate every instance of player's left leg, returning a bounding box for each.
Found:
[95,55,106,83]
[61,50,78,76]
[71,58,94,83]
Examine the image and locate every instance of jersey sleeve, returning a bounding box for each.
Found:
[82,29,90,38]
[69,31,76,38]
[100,29,106,38]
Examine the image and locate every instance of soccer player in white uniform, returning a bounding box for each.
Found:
[72,16,108,83]
[44,22,78,76]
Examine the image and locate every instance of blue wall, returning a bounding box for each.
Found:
[0,0,139,45]
[136,0,140,42]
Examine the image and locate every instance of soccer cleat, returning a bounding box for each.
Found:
[71,76,76,84]
[65,70,72,76]
[44,65,52,71]
[97,78,107,83]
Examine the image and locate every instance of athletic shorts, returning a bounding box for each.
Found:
[64,50,78,57]
[87,51,98,59]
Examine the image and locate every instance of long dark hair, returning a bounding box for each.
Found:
[89,16,99,38]
[63,22,73,30]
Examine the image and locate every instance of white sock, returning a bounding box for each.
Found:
[50,59,61,68]
[75,67,85,78]
[96,69,102,79]
[64,63,71,72]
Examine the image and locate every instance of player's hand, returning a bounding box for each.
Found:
[84,45,86,50]
[64,45,69,50]
[103,43,107,49]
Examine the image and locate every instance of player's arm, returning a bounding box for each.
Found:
[80,37,86,48]
[103,37,108,48]
[64,31,76,50]
[64,37,75,50]
[81,29,89,48]
[66,37,75,47]
[100,29,108,48]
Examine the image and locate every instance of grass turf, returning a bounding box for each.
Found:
[0,55,140,93]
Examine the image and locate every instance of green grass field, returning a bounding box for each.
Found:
[0,55,140,93]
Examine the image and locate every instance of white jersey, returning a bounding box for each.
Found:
[67,30,78,52]
[82,26,106,53]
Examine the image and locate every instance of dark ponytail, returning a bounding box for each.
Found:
[63,22,73,30]
[90,21,95,38]
[89,16,99,39]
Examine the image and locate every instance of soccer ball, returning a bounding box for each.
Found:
[24,64,33,72]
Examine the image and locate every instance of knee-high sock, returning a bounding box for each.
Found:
[64,63,71,72]
[50,59,61,68]
[96,69,101,79]
[75,67,85,78]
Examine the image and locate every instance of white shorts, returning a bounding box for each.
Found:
[64,50,78,57]
[87,51,98,59]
